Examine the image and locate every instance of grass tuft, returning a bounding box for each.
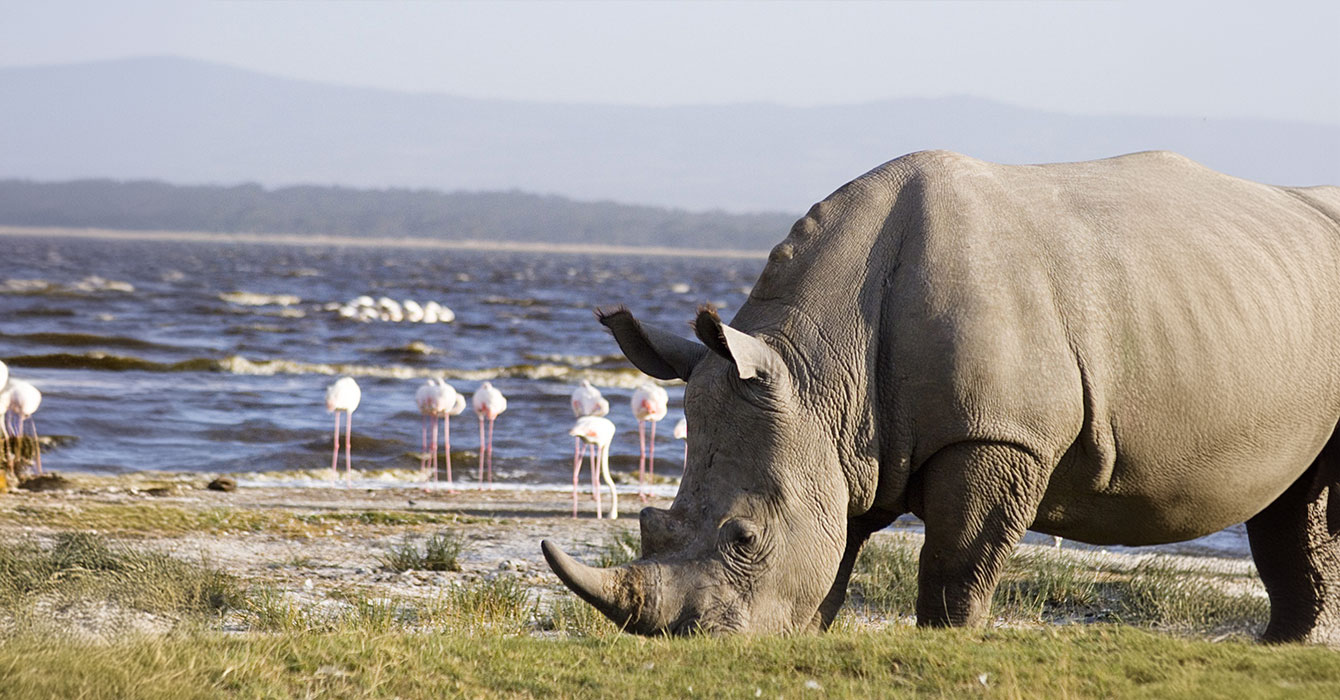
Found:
[377,530,464,572]
[594,528,641,568]
[0,531,241,638]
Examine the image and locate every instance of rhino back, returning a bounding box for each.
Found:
[738,151,1340,541]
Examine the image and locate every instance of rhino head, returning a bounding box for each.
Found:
[542,306,850,635]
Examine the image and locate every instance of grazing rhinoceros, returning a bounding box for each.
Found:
[542,150,1340,643]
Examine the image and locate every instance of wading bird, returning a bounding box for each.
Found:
[325,377,361,484]
[5,379,42,474]
[472,382,507,485]
[630,383,668,500]
[415,379,454,485]
[570,415,617,519]
[565,380,608,490]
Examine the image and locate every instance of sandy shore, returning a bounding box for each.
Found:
[0,225,770,260]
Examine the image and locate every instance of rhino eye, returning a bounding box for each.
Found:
[720,518,760,552]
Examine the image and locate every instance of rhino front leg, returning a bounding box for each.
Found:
[913,442,1050,627]
[1245,455,1340,645]
[810,509,901,631]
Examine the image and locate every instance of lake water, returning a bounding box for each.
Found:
[0,234,762,489]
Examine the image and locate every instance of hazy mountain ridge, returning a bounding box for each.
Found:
[0,178,796,250]
[1,56,1336,215]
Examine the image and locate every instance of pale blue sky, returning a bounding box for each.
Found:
[2,0,1337,125]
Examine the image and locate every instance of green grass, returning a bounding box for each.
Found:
[0,532,241,636]
[0,502,479,538]
[1,530,1324,698]
[1,625,1339,698]
[594,527,641,568]
[377,530,465,572]
[851,536,1269,638]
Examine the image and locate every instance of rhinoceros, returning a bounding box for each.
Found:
[542,150,1340,643]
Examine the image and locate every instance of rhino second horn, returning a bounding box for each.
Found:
[541,540,646,628]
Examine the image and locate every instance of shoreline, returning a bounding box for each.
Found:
[0,225,770,260]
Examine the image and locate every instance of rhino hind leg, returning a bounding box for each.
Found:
[912,442,1051,628]
[1245,456,1340,645]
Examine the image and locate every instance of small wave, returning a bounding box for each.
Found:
[219,291,302,307]
[1,276,135,295]
[0,332,172,351]
[522,353,627,368]
[3,352,673,388]
[4,352,219,373]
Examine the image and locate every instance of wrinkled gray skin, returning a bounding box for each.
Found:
[543,150,1340,643]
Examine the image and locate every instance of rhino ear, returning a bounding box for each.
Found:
[694,306,783,381]
[597,306,706,381]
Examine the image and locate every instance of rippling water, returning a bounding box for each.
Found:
[0,235,764,489]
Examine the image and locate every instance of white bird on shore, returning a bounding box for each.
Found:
[570,415,617,519]
[472,382,507,486]
[570,380,609,487]
[673,417,688,475]
[5,379,42,474]
[416,378,464,491]
[416,380,443,483]
[444,390,466,487]
[325,377,361,484]
[631,383,669,501]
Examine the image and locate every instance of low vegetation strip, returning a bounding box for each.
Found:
[0,499,1321,698]
[2,626,1339,698]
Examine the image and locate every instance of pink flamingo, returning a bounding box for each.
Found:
[443,389,466,491]
[416,378,462,489]
[5,379,42,475]
[325,376,361,484]
[472,381,507,486]
[630,383,668,500]
[570,415,617,519]
[569,380,609,506]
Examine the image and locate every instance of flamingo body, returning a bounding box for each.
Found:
[325,377,361,483]
[570,415,618,519]
[630,383,669,499]
[5,379,42,474]
[472,382,507,485]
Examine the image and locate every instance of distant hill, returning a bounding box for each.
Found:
[1,57,1336,213]
[0,179,796,250]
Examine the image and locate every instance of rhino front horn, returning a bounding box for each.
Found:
[541,539,649,630]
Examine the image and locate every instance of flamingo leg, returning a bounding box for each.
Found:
[444,415,456,492]
[647,420,658,493]
[0,415,9,473]
[331,412,341,473]
[477,415,487,485]
[420,414,429,478]
[486,416,496,486]
[430,416,440,482]
[344,411,353,485]
[682,441,688,474]
[591,445,603,518]
[637,420,647,501]
[602,443,618,520]
[572,437,582,518]
[27,417,40,475]
[12,416,24,473]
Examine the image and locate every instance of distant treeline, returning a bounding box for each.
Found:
[0,179,796,250]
